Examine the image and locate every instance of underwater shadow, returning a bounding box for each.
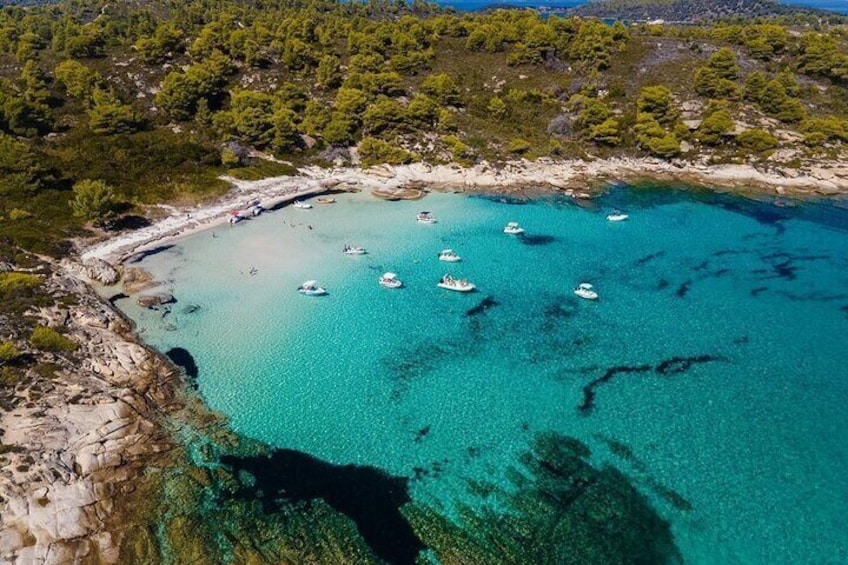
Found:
[222,450,425,565]
[518,233,557,246]
[125,244,178,263]
[166,347,198,380]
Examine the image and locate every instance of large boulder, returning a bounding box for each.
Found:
[83,259,120,286]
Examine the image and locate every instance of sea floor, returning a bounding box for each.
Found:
[118,186,848,564]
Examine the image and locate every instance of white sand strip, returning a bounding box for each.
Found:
[79,158,848,265]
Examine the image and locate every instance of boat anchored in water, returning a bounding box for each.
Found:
[417,211,437,224]
[574,283,598,300]
[438,249,461,262]
[343,244,367,255]
[503,221,525,235]
[379,272,403,288]
[316,197,336,204]
[293,200,312,209]
[437,274,476,292]
[298,280,327,296]
[606,210,629,222]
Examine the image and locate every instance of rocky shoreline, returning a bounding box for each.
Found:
[0,259,189,563]
[2,155,845,563]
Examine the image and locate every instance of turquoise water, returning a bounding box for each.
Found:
[123,186,848,564]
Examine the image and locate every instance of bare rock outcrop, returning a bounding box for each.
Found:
[0,262,182,564]
[83,258,120,285]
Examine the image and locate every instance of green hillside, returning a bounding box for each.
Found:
[0,0,846,256]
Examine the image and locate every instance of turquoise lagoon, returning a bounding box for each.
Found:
[121,186,848,564]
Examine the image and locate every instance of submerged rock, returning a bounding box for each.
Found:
[137,293,176,309]
[405,432,683,564]
[121,267,159,295]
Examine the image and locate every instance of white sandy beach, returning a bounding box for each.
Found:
[80,157,848,264]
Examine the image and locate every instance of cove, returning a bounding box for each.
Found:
[121,185,848,564]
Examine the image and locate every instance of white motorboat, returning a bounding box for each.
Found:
[298,280,327,296]
[343,245,367,255]
[417,211,437,224]
[250,204,264,217]
[574,283,598,300]
[379,272,403,289]
[228,211,245,224]
[293,200,312,209]
[606,211,629,222]
[503,222,525,235]
[438,249,461,262]
[437,274,476,292]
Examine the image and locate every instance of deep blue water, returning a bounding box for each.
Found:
[122,186,848,564]
[434,0,848,14]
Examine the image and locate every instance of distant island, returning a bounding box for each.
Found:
[566,0,846,21]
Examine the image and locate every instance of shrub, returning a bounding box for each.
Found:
[29,326,77,353]
[737,129,778,152]
[587,118,622,145]
[487,97,507,121]
[0,272,41,298]
[647,134,680,159]
[420,73,462,106]
[0,367,24,387]
[698,110,734,145]
[443,135,475,165]
[358,137,414,167]
[8,209,33,221]
[71,179,118,227]
[0,342,20,363]
[505,138,532,155]
[220,147,241,168]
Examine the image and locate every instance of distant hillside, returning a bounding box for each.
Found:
[0,0,55,5]
[568,0,838,21]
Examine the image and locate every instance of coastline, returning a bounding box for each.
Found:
[80,156,848,265]
[3,155,845,563]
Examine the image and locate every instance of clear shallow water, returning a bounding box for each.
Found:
[122,187,848,564]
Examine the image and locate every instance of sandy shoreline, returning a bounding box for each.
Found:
[79,157,848,264]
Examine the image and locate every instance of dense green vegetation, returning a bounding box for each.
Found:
[0,0,846,258]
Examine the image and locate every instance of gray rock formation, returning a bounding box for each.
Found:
[83,259,120,285]
[0,261,180,564]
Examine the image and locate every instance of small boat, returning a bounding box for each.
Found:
[293,200,312,209]
[316,197,336,204]
[343,244,367,255]
[228,211,245,224]
[379,272,403,289]
[437,274,476,292]
[417,211,437,224]
[606,211,629,222]
[298,280,327,296]
[250,204,264,217]
[438,249,462,262]
[574,283,598,300]
[503,222,525,235]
